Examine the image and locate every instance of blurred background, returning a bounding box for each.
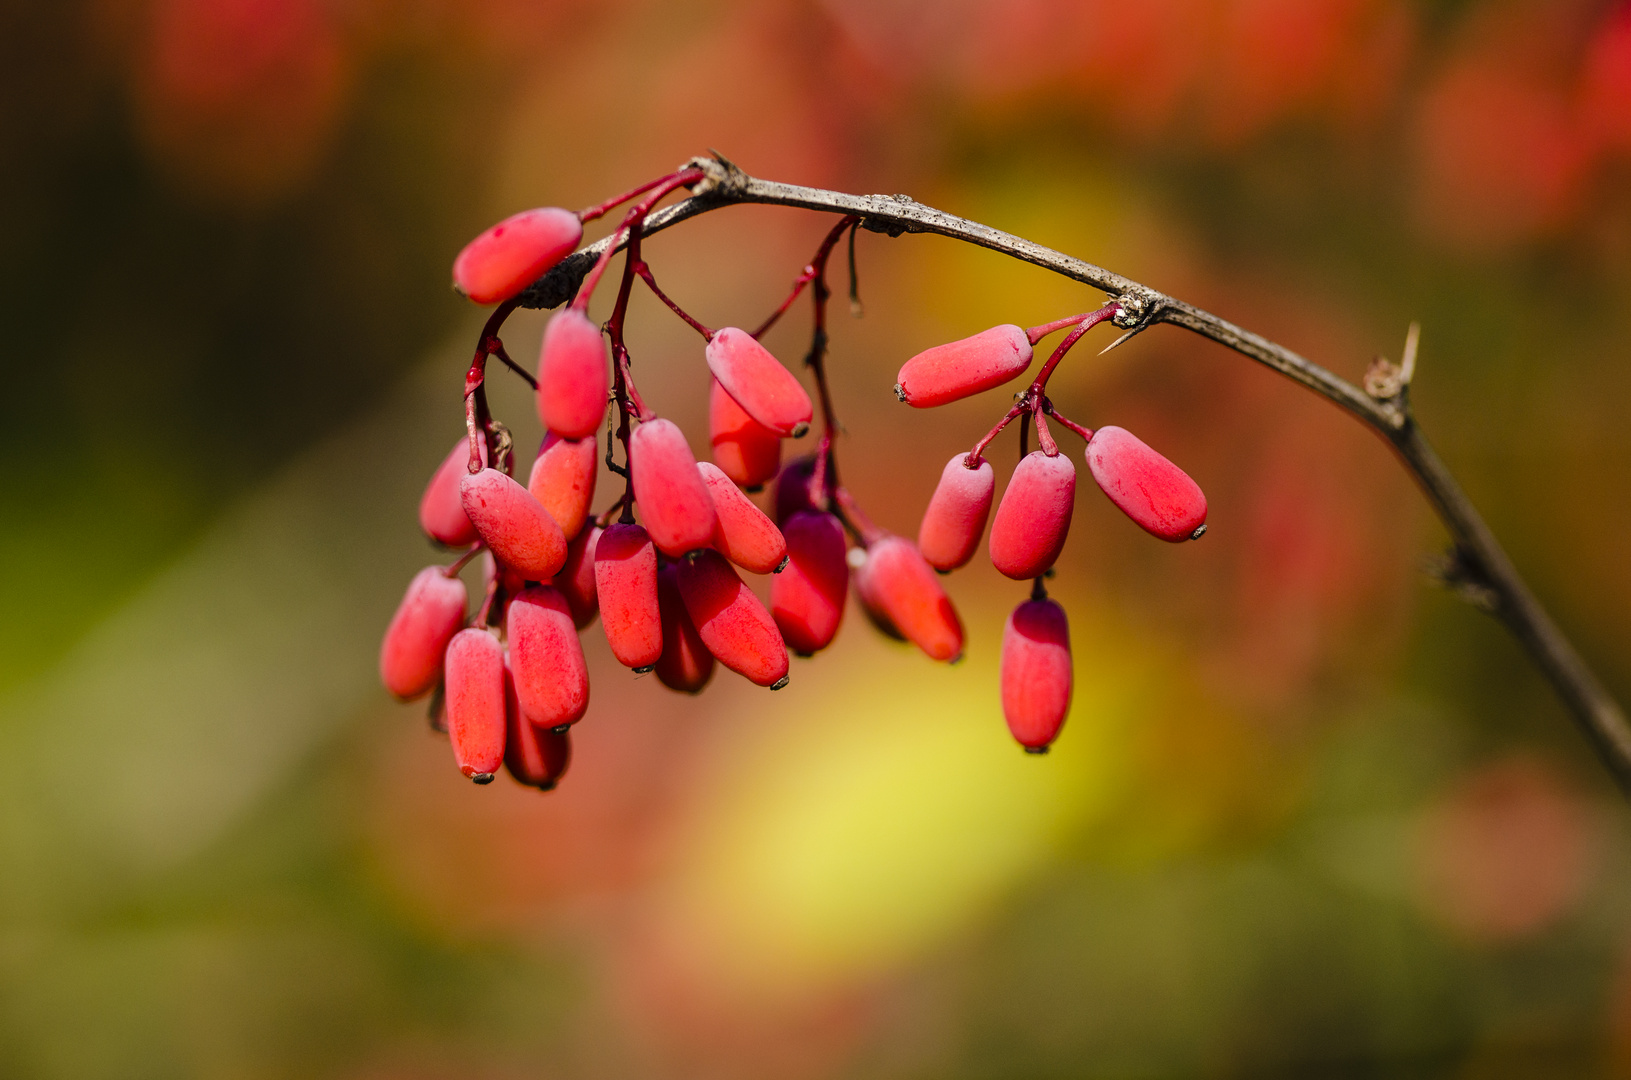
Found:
[3,0,1631,1075]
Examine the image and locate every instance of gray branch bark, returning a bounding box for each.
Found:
[520,155,1631,794]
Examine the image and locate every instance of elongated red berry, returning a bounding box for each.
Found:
[528,431,597,540]
[705,327,813,437]
[594,522,662,670]
[444,627,506,780]
[380,567,468,700]
[630,418,718,556]
[1085,426,1208,542]
[506,585,590,728]
[460,468,567,581]
[851,547,905,641]
[553,524,600,628]
[918,453,996,571]
[655,563,714,693]
[896,324,1032,408]
[452,207,582,305]
[420,440,479,547]
[537,309,610,440]
[698,461,787,574]
[771,510,849,656]
[676,550,790,688]
[504,661,571,790]
[709,376,781,488]
[989,451,1075,580]
[773,455,818,525]
[1000,597,1072,752]
[860,536,963,661]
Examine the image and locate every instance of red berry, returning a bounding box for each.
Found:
[655,562,715,694]
[858,536,963,662]
[773,455,818,525]
[709,376,781,488]
[851,547,905,642]
[503,660,572,790]
[506,585,590,728]
[536,308,610,440]
[704,327,813,437]
[1000,597,1072,752]
[452,207,582,305]
[1084,426,1208,542]
[527,431,597,541]
[989,451,1075,580]
[676,549,790,688]
[380,567,468,701]
[917,453,995,571]
[460,468,568,581]
[895,324,1033,408]
[771,510,849,656]
[419,439,479,547]
[444,627,507,780]
[553,524,601,629]
[594,522,662,670]
[698,461,787,574]
[630,418,718,556]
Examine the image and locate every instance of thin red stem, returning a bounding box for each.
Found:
[577,170,691,224]
[443,542,485,578]
[1025,311,1099,345]
[1033,405,1059,456]
[754,215,861,339]
[635,263,714,339]
[968,401,1027,465]
[463,297,522,474]
[572,168,704,315]
[833,486,885,546]
[490,340,537,389]
[1044,400,1094,443]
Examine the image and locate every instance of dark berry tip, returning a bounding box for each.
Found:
[774,555,790,574]
[472,772,496,784]
[935,566,950,576]
[1190,523,1207,540]
[770,675,791,691]
[550,724,571,734]
[537,781,557,792]
[791,422,811,438]
[1022,745,1050,755]
[633,664,657,674]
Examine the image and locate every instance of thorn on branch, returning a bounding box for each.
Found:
[1424,545,1501,613]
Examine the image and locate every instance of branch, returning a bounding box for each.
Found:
[521,155,1631,795]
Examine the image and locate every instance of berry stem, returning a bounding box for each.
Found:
[753,215,861,339]
[463,297,522,474]
[577,169,695,224]
[1025,311,1099,345]
[635,262,714,339]
[1044,400,1094,443]
[489,340,537,389]
[444,542,485,578]
[1033,404,1059,456]
[832,485,885,546]
[572,168,704,316]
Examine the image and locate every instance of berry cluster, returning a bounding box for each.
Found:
[380,165,1208,790]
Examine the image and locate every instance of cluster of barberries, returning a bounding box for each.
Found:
[379,166,1208,792]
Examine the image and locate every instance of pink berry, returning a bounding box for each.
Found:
[709,376,781,488]
[989,451,1075,580]
[444,627,507,780]
[858,536,963,662]
[506,585,590,729]
[380,567,468,701]
[452,207,582,305]
[851,547,905,642]
[704,327,813,437]
[773,455,818,525]
[655,563,714,694]
[594,522,662,671]
[895,324,1032,408]
[917,453,996,571]
[771,510,849,656]
[1084,426,1208,542]
[527,431,597,541]
[1000,597,1072,752]
[459,468,567,581]
[698,461,787,575]
[676,550,790,689]
[630,418,718,556]
[419,439,479,547]
[536,308,610,440]
[552,524,601,629]
[503,661,572,790]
